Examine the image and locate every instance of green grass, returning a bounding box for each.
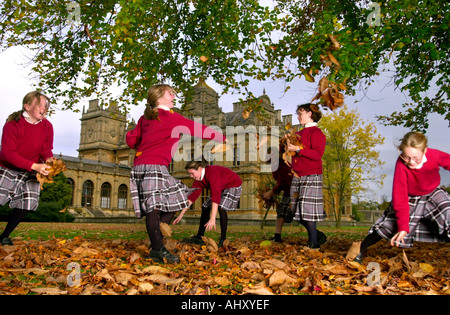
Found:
[0,221,369,242]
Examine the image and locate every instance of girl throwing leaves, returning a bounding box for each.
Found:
[127,84,226,263]
[0,91,54,245]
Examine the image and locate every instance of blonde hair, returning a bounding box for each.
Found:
[7,91,50,122]
[398,131,428,153]
[144,84,175,120]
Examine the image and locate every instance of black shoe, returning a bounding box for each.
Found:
[353,253,363,264]
[182,235,205,245]
[317,231,327,245]
[270,235,283,243]
[1,237,13,246]
[149,247,180,264]
[307,242,321,249]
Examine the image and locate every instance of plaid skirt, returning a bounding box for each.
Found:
[130,164,193,218]
[200,186,242,211]
[369,187,450,248]
[276,195,294,223]
[0,166,40,211]
[290,174,326,222]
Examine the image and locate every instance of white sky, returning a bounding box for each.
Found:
[0,45,449,203]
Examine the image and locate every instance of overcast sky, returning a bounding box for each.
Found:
[0,45,449,202]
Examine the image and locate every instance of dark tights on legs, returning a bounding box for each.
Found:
[300,219,318,244]
[197,206,228,241]
[145,210,175,251]
[0,208,28,239]
[359,231,383,254]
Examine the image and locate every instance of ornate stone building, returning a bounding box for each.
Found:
[63,80,351,224]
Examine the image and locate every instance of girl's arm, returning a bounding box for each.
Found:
[126,116,144,149]
[205,202,219,231]
[173,200,193,224]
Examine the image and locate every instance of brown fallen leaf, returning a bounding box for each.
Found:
[345,241,361,260]
[201,236,218,252]
[269,270,296,287]
[36,159,67,190]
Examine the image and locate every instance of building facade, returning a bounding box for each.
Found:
[64,80,351,224]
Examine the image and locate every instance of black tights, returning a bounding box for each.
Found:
[359,231,383,254]
[197,206,228,241]
[299,219,318,244]
[0,208,28,240]
[145,210,175,251]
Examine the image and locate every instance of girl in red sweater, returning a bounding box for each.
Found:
[173,159,242,247]
[0,91,54,245]
[287,103,327,249]
[127,84,226,263]
[354,131,450,263]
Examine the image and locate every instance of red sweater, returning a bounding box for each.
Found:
[0,116,54,172]
[291,126,326,176]
[188,165,242,204]
[272,159,293,197]
[392,148,450,233]
[126,109,226,166]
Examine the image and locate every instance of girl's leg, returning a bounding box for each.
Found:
[300,219,318,246]
[146,210,164,251]
[354,231,383,263]
[218,208,228,243]
[0,208,28,244]
[146,210,179,263]
[196,205,210,238]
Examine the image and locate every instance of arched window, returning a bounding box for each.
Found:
[81,180,94,208]
[101,182,111,208]
[66,178,75,206]
[118,184,128,209]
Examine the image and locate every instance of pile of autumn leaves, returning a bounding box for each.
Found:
[0,227,449,295]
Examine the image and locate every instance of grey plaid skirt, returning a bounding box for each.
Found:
[290,174,327,222]
[0,166,40,211]
[276,195,294,223]
[201,186,242,211]
[130,164,193,218]
[369,187,450,248]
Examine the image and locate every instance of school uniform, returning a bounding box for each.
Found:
[188,165,242,211]
[0,114,53,211]
[127,107,226,218]
[369,148,450,247]
[290,123,327,222]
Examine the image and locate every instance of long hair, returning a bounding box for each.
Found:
[144,84,175,120]
[6,91,50,123]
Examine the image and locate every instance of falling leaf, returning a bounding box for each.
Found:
[211,142,229,153]
[345,241,361,260]
[304,72,315,83]
[242,109,251,119]
[160,222,172,237]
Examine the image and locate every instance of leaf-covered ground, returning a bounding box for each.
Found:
[0,223,448,295]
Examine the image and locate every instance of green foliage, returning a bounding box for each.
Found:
[319,106,385,226]
[0,173,74,222]
[0,0,448,130]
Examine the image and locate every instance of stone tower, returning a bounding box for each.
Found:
[78,99,132,165]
